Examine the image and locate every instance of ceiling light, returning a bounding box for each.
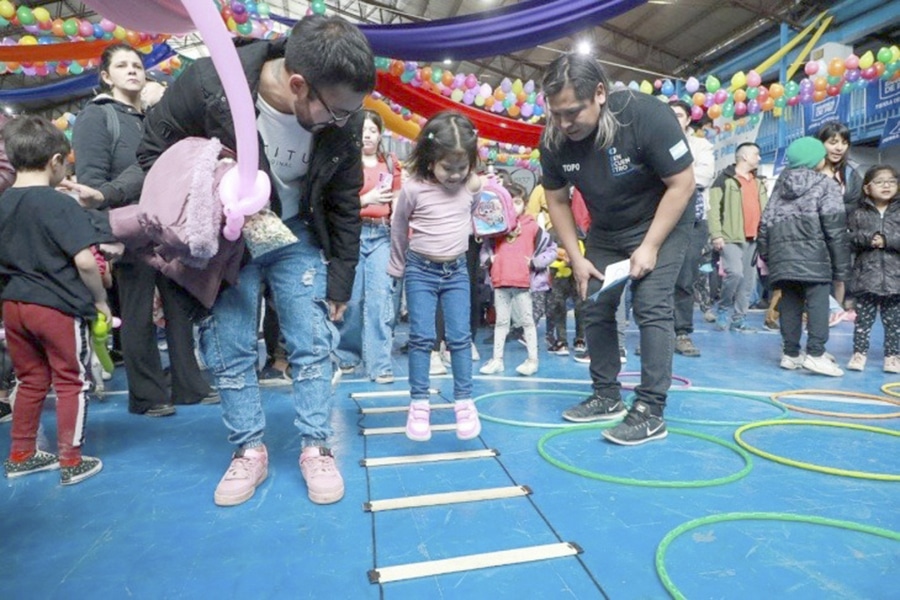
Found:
[443,58,452,65]
[576,41,592,55]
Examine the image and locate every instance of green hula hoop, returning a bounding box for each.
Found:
[473,389,622,429]
[628,387,789,426]
[656,511,900,600]
[538,424,753,488]
[882,382,900,399]
[734,419,900,481]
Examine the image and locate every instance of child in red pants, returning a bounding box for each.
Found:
[0,116,119,485]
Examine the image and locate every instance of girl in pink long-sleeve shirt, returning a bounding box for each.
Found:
[388,111,483,444]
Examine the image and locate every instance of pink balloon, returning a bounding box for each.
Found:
[804,61,819,76]
[844,54,859,70]
[746,70,761,87]
[690,105,704,121]
[181,0,269,240]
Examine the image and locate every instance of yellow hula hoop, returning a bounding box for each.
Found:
[882,382,900,399]
[734,419,900,481]
[769,388,900,419]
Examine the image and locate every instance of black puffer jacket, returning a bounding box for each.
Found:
[758,167,850,285]
[136,38,365,303]
[72,95,145,208]
[848,197,900,296]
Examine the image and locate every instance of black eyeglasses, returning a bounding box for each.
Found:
[307,81,363,125]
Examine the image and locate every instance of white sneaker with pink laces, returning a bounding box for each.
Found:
[454,399,481,440]
[406,400,432,442]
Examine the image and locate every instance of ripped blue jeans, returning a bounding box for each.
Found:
[199,218,338,449]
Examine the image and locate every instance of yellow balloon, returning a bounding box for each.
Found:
[731,71,747,89]
[0,0,13,20]
[19,35,38,46]
[511,79,523,95]
[639,80,653,94]
[113,26,127,40]
[33,7,51,23]
[859,50,875,69]
[892,45,900,62]
[362,96,420,141]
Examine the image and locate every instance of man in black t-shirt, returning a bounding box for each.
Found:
[539,54,695,445]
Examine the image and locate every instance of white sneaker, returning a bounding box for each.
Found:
[885,355,900,374]
[780,353,805,370]
[429,351,448,375]
[803,354,844,377]
[847,352,866,371]
[479,358,505,374]
[516,358,539,376]
[471,342,480,361]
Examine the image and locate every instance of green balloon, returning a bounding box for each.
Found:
[63,18,79,36]
[877,47,893,64]
[746,87,759,99]
[431,67,442,84]
[236,21,253,36]
[16,6,35,26]
[705,75,721,93]
[826,75,842,85]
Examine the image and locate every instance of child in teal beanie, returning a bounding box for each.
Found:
[757,137,851,377]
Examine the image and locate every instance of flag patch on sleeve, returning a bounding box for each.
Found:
[669,139,688,160]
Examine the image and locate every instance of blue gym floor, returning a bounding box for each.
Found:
[2,309,898,599]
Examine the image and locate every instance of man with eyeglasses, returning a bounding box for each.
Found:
[135,15,376,507]
[539,53,695,446]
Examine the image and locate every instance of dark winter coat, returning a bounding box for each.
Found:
[757,167,851,285]
[848,197,900,296]
[72,95,146,208]
[136,38,365,303]
[839,162,864,215]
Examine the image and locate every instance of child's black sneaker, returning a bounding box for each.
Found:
[60,456,103,486]
[4,450,60,478]
[602,401,667,446]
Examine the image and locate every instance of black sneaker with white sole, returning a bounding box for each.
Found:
[602,401,668,445]
[562,392,627,422]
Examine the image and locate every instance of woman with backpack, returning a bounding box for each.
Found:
[72,43,214,416]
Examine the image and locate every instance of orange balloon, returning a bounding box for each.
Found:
[768,83,784,99]
[493,88,505,101]
[508,104,521,118]
[51,18,64,37]
[692,92,705,106]
[389,60,403,77]
[813,90,827,102]
[125,30,141,47]
[813,76,827,91]
[827,58,845,77]
[170,56,182,69]
[707,104,722,119]
[420,66,432,82]
[733,89,747,103]
[484,95,495,108]
[761,97,775,111]
[441,70,453,87]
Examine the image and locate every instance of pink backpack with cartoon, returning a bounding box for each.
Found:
[472,178,517,238]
